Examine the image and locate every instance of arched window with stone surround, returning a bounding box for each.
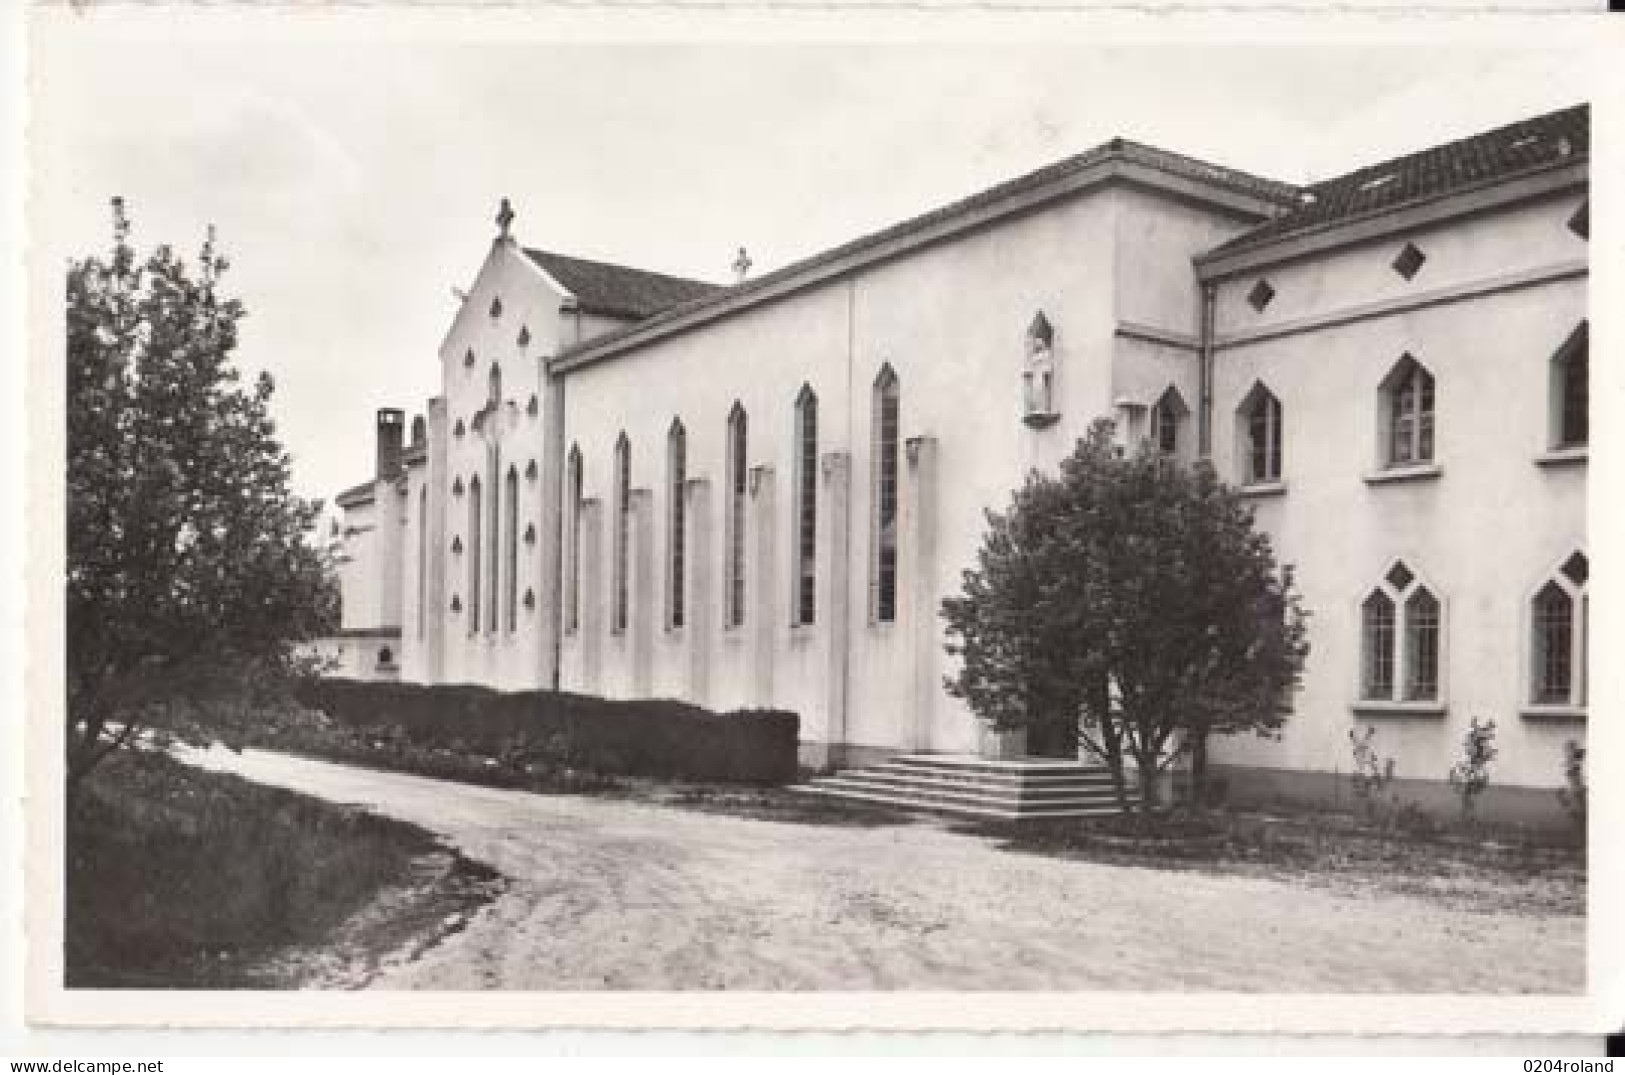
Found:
[793,385,819,627]
[613,433,630,634]
[504,465,519,633]
[725,403,748,629]
[871,365,900,625]
[467,476,482,636]
[566,444,583,634]
[667,419,687,630]
[1531,551,1588,708]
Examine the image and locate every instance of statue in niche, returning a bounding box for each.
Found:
[1022,310,1059,427]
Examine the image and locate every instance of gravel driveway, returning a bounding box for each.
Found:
[182,746,1583,992]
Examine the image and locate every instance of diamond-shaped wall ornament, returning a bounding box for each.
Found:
[1392,242,1427,281]
[525,460,539,481]
[490,296,503,319]
[451,534,463,554]
[1561,551,1589,587]
[518,325,531,348]
[1246,279,1276,313]
[523,588,536,611]
[523,523,536,546]
[1568,201,1589,240]
[452,476,464,496]
[1386,561,1415,591]
[463,348,476,369]
[527,394,539,417]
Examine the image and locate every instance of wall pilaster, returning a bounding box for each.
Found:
[820,450,852,754]
[749,465,777,707]
[684,477,712,706]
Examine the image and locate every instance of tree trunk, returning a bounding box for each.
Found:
[1189,729,1209,813]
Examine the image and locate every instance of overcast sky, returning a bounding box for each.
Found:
[32,22,1590,504]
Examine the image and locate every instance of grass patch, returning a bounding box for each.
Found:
[66,748,462,988]
[984,808,1585,916]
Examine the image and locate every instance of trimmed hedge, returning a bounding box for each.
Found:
[293,679,800,785]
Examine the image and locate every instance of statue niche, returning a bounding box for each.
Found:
[1021,310,1060,428]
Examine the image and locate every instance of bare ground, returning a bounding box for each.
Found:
[180,745,1584,993]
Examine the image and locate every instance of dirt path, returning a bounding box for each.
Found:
[181,746,1583,992]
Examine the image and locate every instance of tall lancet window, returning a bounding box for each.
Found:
[417,486,427,639]
[793,385,819,626]
[504,465,519,633]
[487,450,501,635]
[1239,382,1283,485]
[613,433,630,634]
[488,363,503,407]
[871,365,900,624]
[667,419,687,630]
[467,476,483,636]
[725,403,748,629]
[566,445,582,634]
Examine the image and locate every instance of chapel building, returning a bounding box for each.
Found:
[328,104,1590,812]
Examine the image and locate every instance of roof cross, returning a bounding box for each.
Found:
[496,197,515,239]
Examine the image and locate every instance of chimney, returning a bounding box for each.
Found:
[376,408,405,481]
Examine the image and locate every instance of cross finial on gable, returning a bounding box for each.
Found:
[732,246,753,283]
[496,197,515,239]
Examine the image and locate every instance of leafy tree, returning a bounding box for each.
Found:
[942,420,1310,810]
[66,199,336,799]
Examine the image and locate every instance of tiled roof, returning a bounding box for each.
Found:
[555,137,1300,363]
[524,248,722,320]
[334,479,375,507]
[1205,103,1589,260]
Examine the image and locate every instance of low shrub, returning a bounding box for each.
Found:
[292,679,799,785]
[1447,717,1498,826]
[1557,739,1586,833]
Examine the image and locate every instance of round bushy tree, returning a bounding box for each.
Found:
[942,420,1309,810]
[66,199,337,798]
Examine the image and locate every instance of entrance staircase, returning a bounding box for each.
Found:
[795,754,1132,822]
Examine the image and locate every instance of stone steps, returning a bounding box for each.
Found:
[795,753,1134,822]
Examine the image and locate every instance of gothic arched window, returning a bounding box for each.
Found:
[1379,355,1435,467]
[613,433,630,634]
[1361,560,1443,702]
[667,419,687,630]
[871,366,900,624]
[793,385,819,627]
[467,476,482,636]
[1531,551,1588,707]
[566,444,583,634]
[725,403,748,629]
[1238,382,1283,485]
[1551,322,1588,449]
[504,465,519,633]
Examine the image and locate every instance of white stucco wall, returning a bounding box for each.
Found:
[555,183,1263,755]
[429,241,568,691]
[1206,191,1589,788]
